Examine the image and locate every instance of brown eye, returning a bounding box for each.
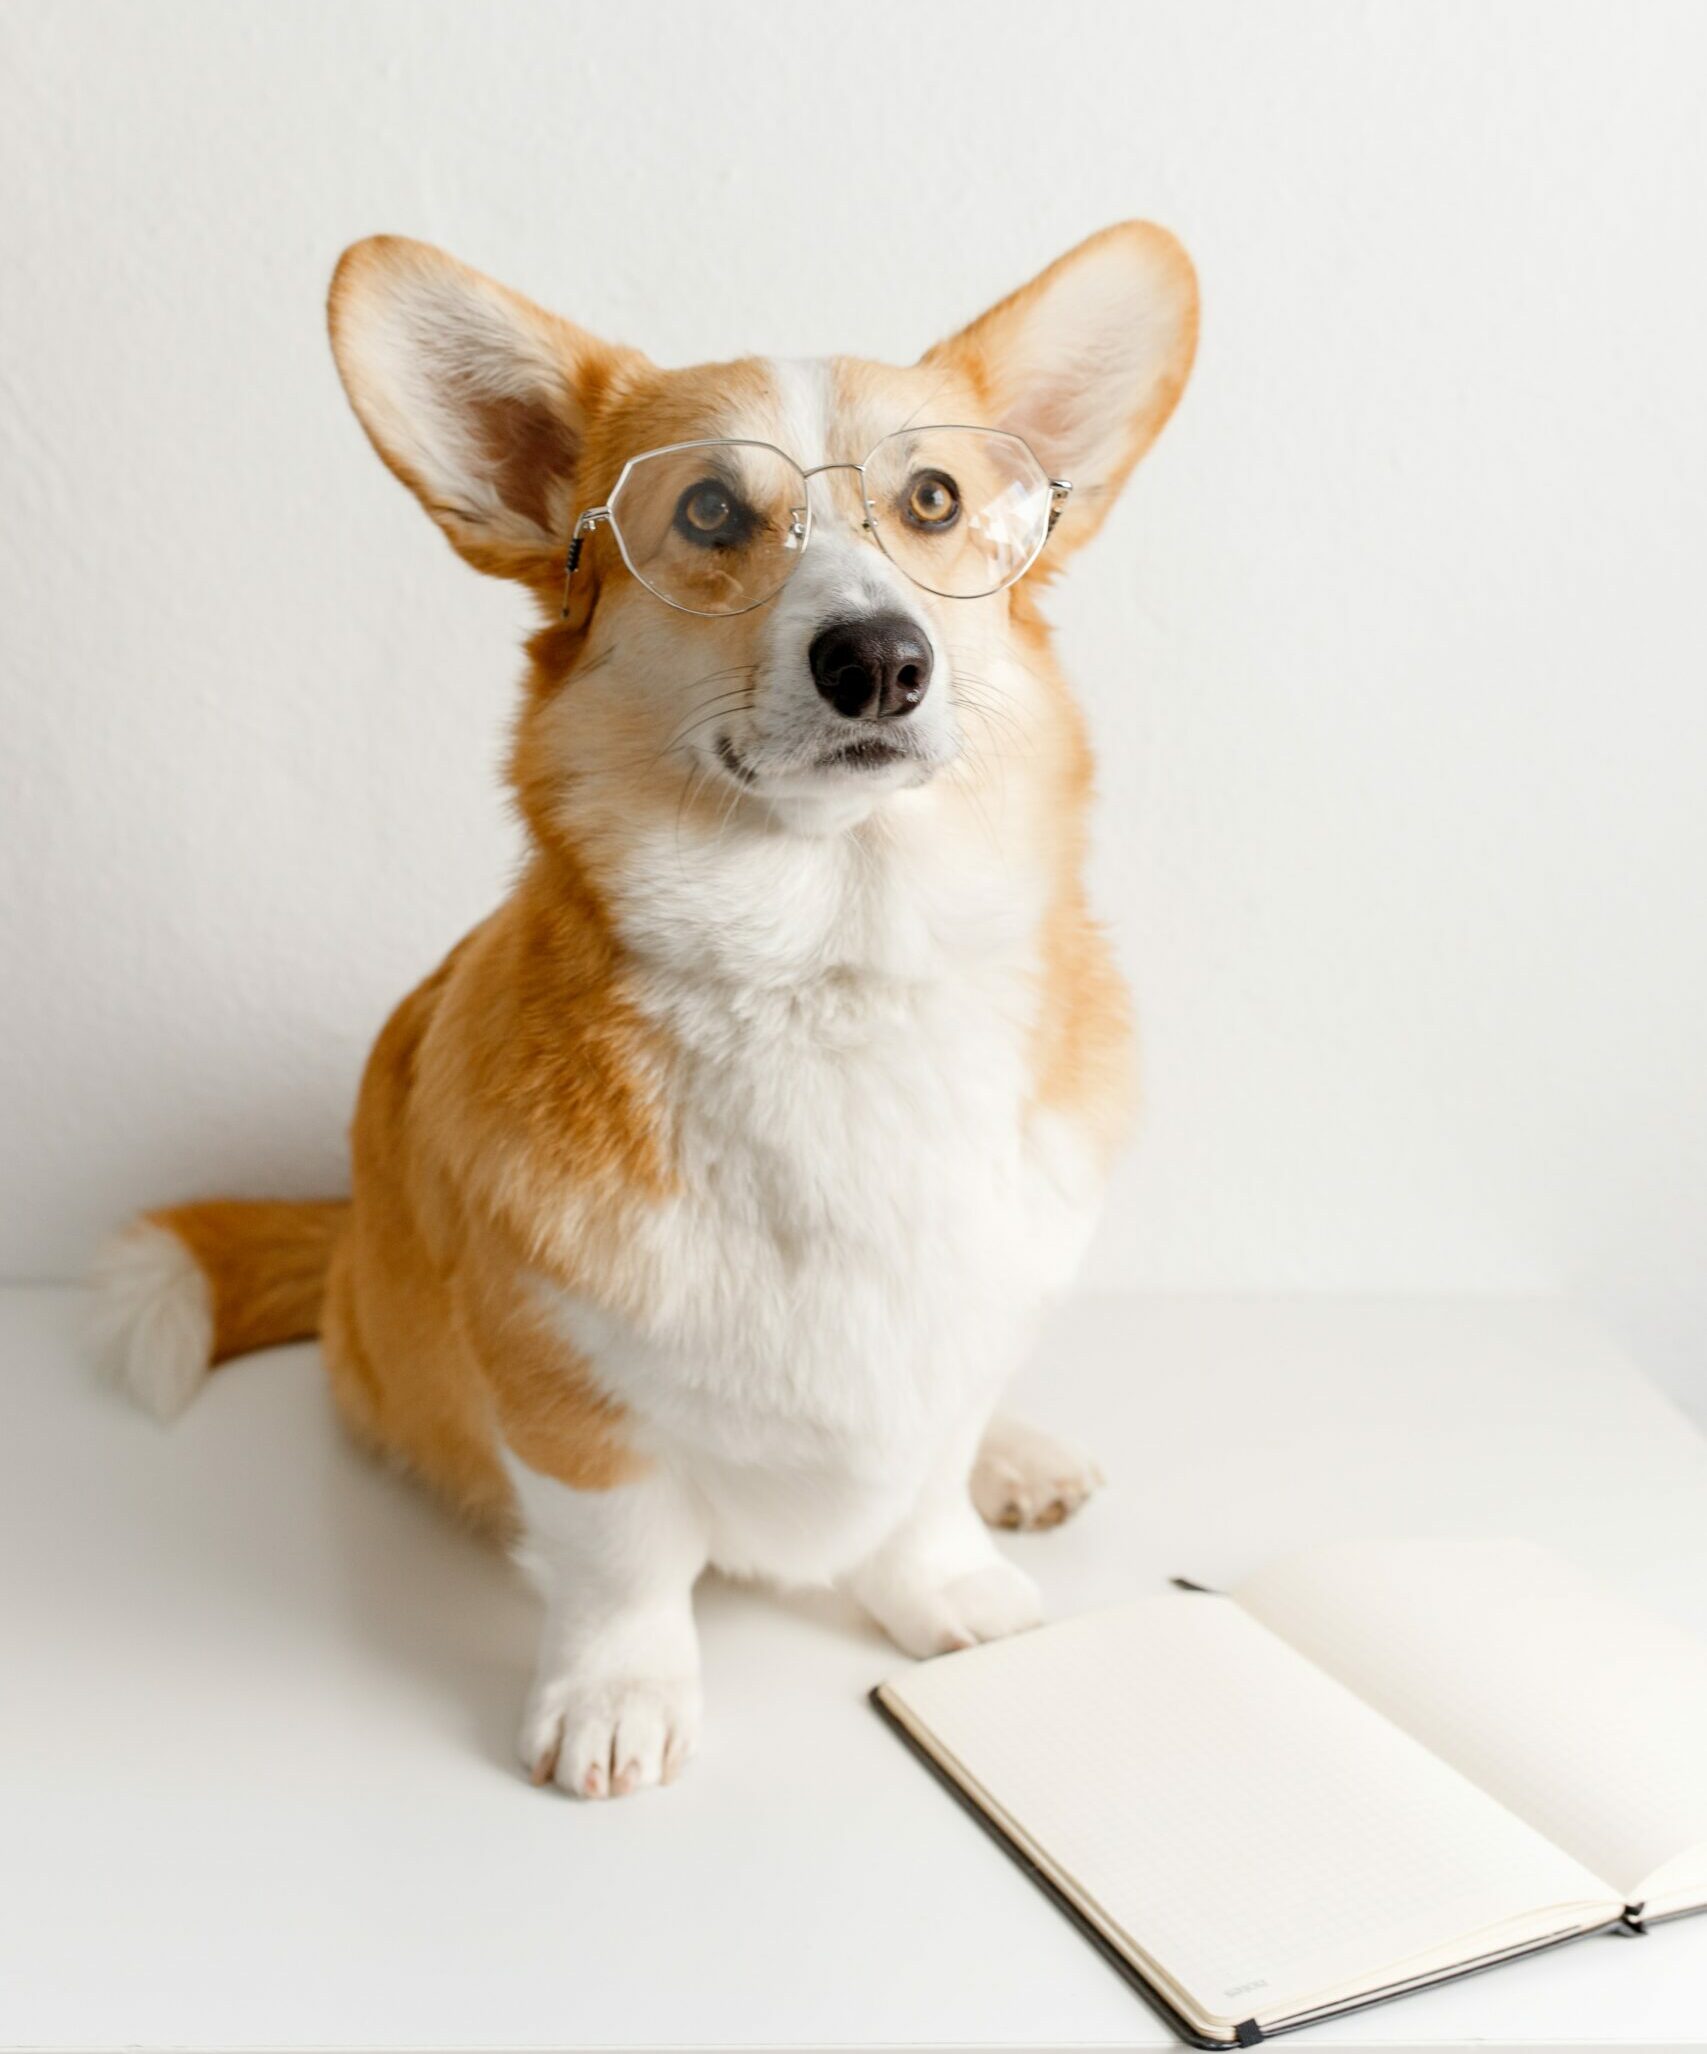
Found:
[674,479,751,547]
[904,468,960,531]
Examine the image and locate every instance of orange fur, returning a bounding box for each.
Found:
[1006,591,1140,1160]
[318,862,661,1528]
[147,1198,348,1364]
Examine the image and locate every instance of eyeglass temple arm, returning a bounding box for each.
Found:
[1046,479,1073,536]
[561,507,610,617]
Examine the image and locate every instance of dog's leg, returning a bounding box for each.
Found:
[971,1410,1105,1532]
[506,1456,708,1799]
[844,1424,1043,1658]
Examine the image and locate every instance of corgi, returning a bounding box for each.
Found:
[94,223,1197,1798]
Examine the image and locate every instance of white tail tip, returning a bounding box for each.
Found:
[89,1221,215,1421]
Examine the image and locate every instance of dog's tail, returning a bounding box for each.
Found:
[91,1199,349,1420]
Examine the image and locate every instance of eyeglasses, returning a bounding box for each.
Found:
[562,426,1071,618]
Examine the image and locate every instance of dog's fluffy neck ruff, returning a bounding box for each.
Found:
[625,796,1038,993]
[519,640,1061,1027]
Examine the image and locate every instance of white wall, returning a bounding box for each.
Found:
[4,2,1705,1400]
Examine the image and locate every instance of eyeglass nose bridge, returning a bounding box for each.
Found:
[794,459,878,534]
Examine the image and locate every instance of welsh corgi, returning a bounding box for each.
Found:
[94,224,1198,1797]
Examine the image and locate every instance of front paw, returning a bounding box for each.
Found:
[866,1558,1043,1659]
[519,1672,702,1799]
[972,1414,1105,1531]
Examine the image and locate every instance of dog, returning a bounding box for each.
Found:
[94,223,1197,1797]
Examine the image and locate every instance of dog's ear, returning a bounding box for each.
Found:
[922,221,1197,561]
[328,236,637,584]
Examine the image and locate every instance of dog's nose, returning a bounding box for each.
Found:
[809,614,933,720]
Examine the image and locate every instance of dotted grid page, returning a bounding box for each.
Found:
[1235,1538,1707,1909]
[881,1597,1613,2033]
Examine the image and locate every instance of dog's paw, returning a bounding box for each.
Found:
[972,1413,1105,1531]
[519,1672,701,1799]
[868,1558,1044,1659]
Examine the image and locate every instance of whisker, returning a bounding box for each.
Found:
[954,667,1042,734]
[954,695,1031,774]
[672,757,715,870]
[564,666,761,783]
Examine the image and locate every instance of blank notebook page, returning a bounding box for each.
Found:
[882,1597,1612,2029]
[1234,1538,1707,1904]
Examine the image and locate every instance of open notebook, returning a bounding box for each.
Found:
[873,1539,1707,2046]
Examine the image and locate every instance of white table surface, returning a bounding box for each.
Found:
[4,1285,1706,2052]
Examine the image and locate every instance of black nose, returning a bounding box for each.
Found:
[808,614,933,720]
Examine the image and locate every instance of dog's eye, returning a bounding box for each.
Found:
[674,480,751,547]
[903,469,960,531]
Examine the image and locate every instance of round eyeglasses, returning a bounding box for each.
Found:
[561,427,1072,618]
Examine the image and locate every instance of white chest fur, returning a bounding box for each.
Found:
[540,794,1105,1582]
